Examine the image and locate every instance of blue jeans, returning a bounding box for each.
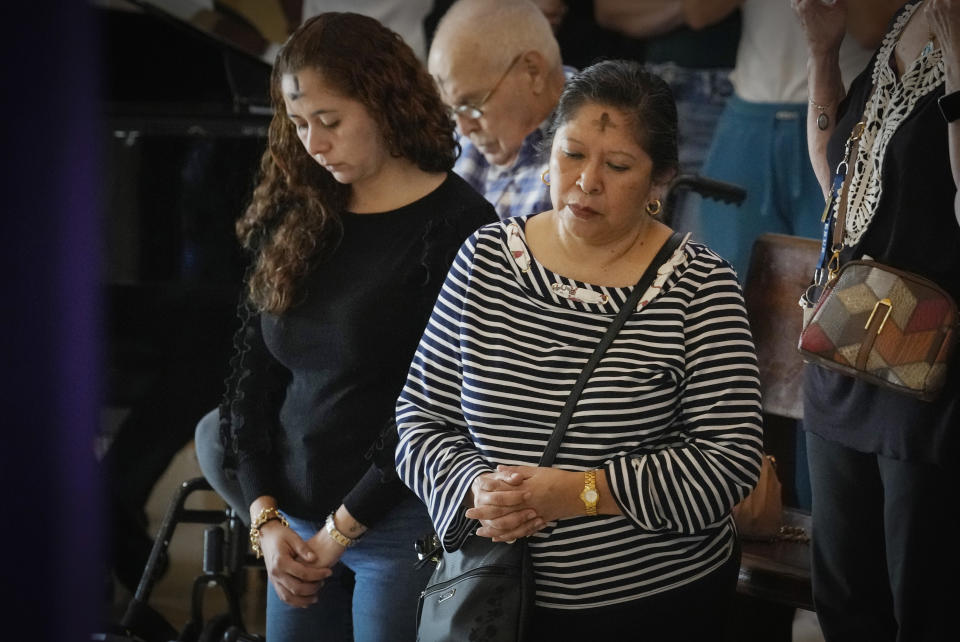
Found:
[647,62,734,176]
[194,407,248,522]
[267,496,434,642]
[194,408,434,640]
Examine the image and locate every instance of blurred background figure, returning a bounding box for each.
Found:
[300,0,434,61]
[531,0,568,31]
[696,0,875,283]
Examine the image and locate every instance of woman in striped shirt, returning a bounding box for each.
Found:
[396,59,763,638]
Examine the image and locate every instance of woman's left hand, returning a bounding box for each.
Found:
[303,506,368,570]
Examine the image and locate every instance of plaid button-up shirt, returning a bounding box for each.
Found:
[454,124,550,221]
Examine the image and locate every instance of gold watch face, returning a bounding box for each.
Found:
[584,489,598,504]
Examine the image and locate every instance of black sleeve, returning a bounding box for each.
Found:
[340,182,497,527]
[219,298,290,511]
[342,415,411,528]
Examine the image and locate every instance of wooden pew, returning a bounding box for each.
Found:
[737,233,821,612]
[739,508,814,611]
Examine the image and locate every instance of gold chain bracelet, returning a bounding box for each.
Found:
[809,97,832,131]
[249,506,289,559]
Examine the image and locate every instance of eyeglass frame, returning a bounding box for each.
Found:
[448,53,523,120]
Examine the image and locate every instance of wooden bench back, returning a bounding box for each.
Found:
[742,233,820,420]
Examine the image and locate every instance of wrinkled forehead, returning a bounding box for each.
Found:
[429,45,496,103]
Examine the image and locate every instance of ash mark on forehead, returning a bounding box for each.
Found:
[593,112,615,132]
[282,74,302,100]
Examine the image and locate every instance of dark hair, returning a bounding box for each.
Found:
[237,12,457,314]
[546,59,678,181]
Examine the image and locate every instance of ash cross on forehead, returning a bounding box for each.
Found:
[286,74,302,100]
[593,112,615,131]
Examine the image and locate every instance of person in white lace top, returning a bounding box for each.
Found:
[794,1,960,640]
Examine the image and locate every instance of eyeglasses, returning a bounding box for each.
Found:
[448,53,522,120]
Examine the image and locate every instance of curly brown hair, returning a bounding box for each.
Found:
[237,12,458,314]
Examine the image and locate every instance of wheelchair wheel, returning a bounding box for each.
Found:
[196,613,233,642]
[223,625,265,642]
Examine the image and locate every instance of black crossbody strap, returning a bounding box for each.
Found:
[539,231,685,467]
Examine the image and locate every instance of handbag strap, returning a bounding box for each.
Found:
[820,83,877,284]
[539,231,685,467]
[824,121,865,279]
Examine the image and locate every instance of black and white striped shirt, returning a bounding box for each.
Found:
[396,218,763,609]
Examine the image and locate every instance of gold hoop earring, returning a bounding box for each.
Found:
[541,170,550,186]
[645,199,662,216]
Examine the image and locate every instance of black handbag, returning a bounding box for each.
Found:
[414,232,685,642]
[416,532,534,642]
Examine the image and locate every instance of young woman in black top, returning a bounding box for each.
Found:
[204,12,496,641]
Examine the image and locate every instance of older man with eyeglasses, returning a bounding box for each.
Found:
[429,0,574,220]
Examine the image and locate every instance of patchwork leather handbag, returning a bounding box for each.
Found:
[799,260,957,400]
[798,121,958,401]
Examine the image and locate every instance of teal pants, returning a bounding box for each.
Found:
[697,95,826,281]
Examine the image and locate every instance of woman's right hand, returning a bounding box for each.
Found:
[259,520,333,608]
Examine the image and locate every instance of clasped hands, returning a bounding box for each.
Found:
[465,464,577,543]
[257,520,348,608]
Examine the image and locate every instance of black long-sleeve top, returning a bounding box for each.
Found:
[223,172,496,524]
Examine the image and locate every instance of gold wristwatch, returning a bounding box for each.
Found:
[325,512,359,548]
[579,470,598,516]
